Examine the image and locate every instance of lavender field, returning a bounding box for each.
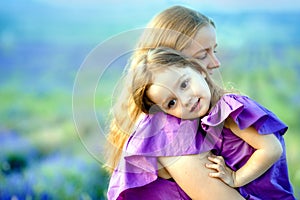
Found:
[1,0,300,199]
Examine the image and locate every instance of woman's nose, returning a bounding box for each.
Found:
[208,54,221,69]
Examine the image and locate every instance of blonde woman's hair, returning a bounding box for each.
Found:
[129,5,215,70]
[105,5,216,174]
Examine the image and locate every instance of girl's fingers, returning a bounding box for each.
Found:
[205,163,225,173]
[208,156,225,165]
[208,171,223,178]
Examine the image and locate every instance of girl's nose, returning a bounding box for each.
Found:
[182,96,192,107]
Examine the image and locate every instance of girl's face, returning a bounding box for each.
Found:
[146,66,211,119]
[182,24,220,75]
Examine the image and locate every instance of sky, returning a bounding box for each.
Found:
[31,0,300,12]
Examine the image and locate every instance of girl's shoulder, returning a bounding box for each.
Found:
[220,93,252,104]
[219,93,272,112]
[201,93,288,136]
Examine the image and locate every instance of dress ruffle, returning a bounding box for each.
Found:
[200,94,295,199]
[126,112,219,157]
[108,112,212,200]
[201,94,288,137]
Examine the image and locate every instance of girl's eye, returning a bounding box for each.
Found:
[180,80,189,89]
[167,99,176,109]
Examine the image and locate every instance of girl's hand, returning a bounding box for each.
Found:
[205,155,237,188]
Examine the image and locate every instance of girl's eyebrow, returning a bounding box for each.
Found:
[176,74,187,87]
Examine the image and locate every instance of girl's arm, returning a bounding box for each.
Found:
[158,152,245,200]
[207,117,283,187]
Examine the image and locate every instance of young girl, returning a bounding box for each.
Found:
[107,47,296,199]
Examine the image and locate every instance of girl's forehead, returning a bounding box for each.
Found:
[153,67,183,79]
[151,66,195,83]
[153,65,187,76]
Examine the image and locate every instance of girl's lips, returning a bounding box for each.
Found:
[190,98,200,112]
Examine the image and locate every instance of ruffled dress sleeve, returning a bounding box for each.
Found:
[201,94,295,200]
[108,112,214,200]
[201,94,288,137]
[201,94,288,170]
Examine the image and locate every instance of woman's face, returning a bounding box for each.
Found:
[182,24,220,75]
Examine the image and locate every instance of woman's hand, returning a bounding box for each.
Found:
[206,154,237,188]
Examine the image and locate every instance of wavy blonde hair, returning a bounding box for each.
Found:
[105,5,216,174]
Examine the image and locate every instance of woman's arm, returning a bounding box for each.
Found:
[158,152,245,200]
[207,117,283,187]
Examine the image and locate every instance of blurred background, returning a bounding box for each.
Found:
[1,0,300,199]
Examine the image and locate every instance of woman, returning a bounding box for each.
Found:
[105,5,244,199]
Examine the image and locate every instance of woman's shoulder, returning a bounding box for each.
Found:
[125,112,200,157]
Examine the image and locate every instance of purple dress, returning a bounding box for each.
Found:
[107,94,296,200]
[107,112,208,200]
[201,94,295,200]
